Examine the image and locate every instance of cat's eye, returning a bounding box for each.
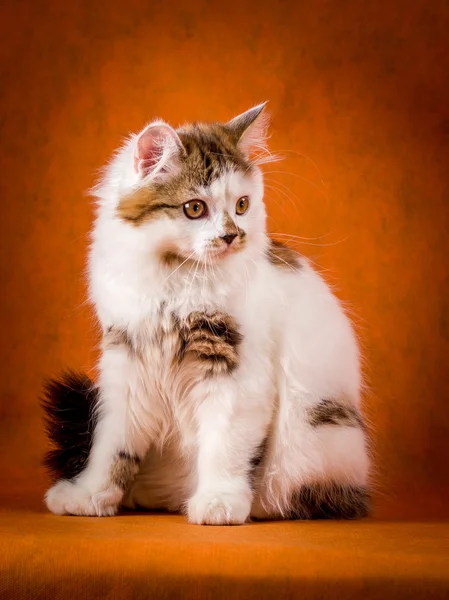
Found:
[183,200,207,219]
[236,196,249,216]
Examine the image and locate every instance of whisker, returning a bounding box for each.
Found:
[185,257,200,297]
[209,253,217,285]
[269,251,303,275]
[264,190,292,220]
[190,258,201,298]
[163,251,196,284]
[268,232,332,241]
[271,234,352,248]
[264,183,298,213]
[263,149,327,188]
[264,171,327,196]
[264,175,300,198]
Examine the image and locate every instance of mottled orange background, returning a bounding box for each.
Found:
[1,0,448,520]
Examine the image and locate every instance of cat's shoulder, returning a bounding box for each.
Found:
[265,238,304,273]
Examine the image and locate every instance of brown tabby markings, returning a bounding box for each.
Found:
[308,398,364,429]
[117,123,253,225]
[249,438,268,489]
[267,239,301,270]
[110,451,141,490]
[103,326,135,353]
[178,123,250,184]
[222,211,239,237]
[160,250,191,268]
[104,311,242,377]
[290,482,370,520]
[221,211,247,249]
[178,311,243,376]
[117,187,181,224]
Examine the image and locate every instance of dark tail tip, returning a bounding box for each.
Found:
[41,370,99,482]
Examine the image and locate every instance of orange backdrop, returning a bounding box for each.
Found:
[1,0,448,520]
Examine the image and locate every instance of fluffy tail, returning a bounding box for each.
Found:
[42,371,99,482]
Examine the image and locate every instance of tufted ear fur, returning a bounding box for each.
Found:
[134,121,184,180]
[225,102,270,159]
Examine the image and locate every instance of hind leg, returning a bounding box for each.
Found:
[46,330,154,516]
[251,395,370,520]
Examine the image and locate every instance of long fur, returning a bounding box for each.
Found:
[42,371,98,481]
[43,105,371,524]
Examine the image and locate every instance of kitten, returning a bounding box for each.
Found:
[43,103,370,524]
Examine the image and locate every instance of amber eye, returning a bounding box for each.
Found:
[183,200,207,219]
[236,196,249,216]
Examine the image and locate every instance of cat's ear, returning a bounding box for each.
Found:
[134,121,184,179]
[225,102,270,158]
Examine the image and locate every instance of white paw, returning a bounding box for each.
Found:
[187,490,251,525]
[45,480,123,516]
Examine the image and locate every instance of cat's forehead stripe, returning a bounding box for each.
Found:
[177,124,250,186]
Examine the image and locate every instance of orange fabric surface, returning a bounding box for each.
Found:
[1,489,449,600]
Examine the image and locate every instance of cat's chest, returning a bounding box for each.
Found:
[130,298,239,371]
[101,265,269,381]
[130,301,242,444]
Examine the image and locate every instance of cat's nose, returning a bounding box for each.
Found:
[220,233,238,245]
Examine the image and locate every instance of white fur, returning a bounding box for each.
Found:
[45,113,369,524]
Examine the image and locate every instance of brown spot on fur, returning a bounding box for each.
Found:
[110,451,141,490]
[212,213,246,250]
[267,239,301,271]
[308,398,364,429]
[117,186,181,225]
[249,438,268,489]
[103,326,136,355]
[222,211,239,237]
[160,250,189,268]
[178,311,243,375]
[290,482,370,520]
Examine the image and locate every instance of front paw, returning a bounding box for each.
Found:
[187,490,252,525]
[45,480,123,516]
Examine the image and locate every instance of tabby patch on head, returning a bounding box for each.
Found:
[117,104,268,226]
[117,128,249,225]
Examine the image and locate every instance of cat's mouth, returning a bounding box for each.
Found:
[202,235,247,260]
[205,244,241,260]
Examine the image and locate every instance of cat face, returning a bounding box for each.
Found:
[116,105,269,265]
